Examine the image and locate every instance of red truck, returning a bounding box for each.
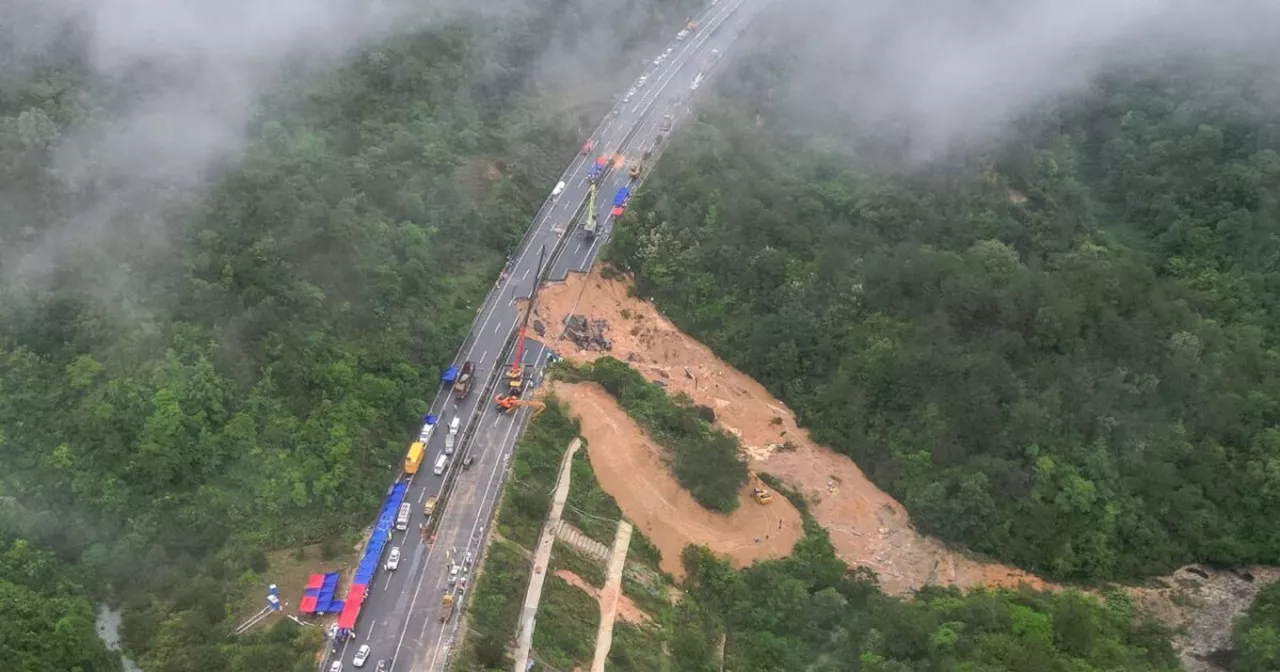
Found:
[454,361,475,400]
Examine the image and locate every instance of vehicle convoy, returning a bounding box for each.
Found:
[404,441,425,475]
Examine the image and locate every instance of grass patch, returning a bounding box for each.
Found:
[562,446,664,568]
[530,575,599,669]
[608,623,665,672]
[494,396,580,548]
[566,356,748,513]
[234,543,348,623]
[551,540,607,587]
[623,573,673,620]
[451,539,531,671]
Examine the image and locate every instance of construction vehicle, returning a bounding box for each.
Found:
[495,395,547,419]
[453,361,475,400]
[438,591,455,623]
[747,471,774,504]
[502,247,546,398]
[583,181,599,239]
[404,441,425,475]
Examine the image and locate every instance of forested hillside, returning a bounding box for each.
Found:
[0,537,122,671]
[0,0,697,668]
[609,13,1280,581]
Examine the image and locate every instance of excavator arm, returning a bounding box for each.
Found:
[495,395,546,419]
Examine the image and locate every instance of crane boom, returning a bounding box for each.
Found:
[506,245,547,390]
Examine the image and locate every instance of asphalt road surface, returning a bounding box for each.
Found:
[330,1,760,669]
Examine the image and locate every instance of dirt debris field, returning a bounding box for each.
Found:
[555,569,653,627]
[553,381,804,577]
[536,266,1047,595]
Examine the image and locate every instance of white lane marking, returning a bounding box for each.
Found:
[521,267,530,280]
[492,320,501,334]
[418,488,426,504]
[377,7,745,667]
[574,241,583,255]
[478,350,488,365]
[365,620,376,640]
[422,395,531,671]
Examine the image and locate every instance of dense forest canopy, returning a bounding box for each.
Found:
[0,0,698,668]
[609,3,1280,582]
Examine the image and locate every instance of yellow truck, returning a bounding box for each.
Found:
[404,441,425,474]
[423,496,438,516]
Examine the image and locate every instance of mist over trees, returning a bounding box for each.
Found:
[610,1,1280,582]
[0,0,700,668]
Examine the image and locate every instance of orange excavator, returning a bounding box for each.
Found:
[495,396,546,419]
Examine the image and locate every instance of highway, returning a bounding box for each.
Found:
[327,1,760,669]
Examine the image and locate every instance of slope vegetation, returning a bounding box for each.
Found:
[606,33,1280,583]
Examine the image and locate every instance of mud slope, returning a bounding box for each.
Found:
[537,265,1047,595]
[553,381,804,578]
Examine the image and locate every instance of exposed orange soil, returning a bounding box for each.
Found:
[553,382,804,578]
[536,267,1050,595]
[555,569,652,626]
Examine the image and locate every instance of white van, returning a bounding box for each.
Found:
[433,454,448,476]
[449,417,461,435]
[395,502,411,531]
[551,181,566,198]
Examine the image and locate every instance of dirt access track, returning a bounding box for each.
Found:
[535,266,1048,595]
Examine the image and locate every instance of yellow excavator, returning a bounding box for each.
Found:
[495,394,546,419]
[748,471,774,504]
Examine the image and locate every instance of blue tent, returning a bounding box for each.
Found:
[441,365,460,383]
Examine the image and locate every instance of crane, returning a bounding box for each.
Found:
[495,396,547,419]
[504,245,547,398]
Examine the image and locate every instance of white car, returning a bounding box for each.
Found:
[623,87,636,102]
[652,54,664,66]
[676,29,688,40]
[637,74,648,87]
[448,564,460,585]
[664,47,673,56]
[329,662,342,672]
[385,547,401,571]
[353,645,371,668]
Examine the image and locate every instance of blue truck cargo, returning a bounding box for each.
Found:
[613,186,631,207]
[441,365,460,383]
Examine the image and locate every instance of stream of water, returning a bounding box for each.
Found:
[95,604,143,672]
